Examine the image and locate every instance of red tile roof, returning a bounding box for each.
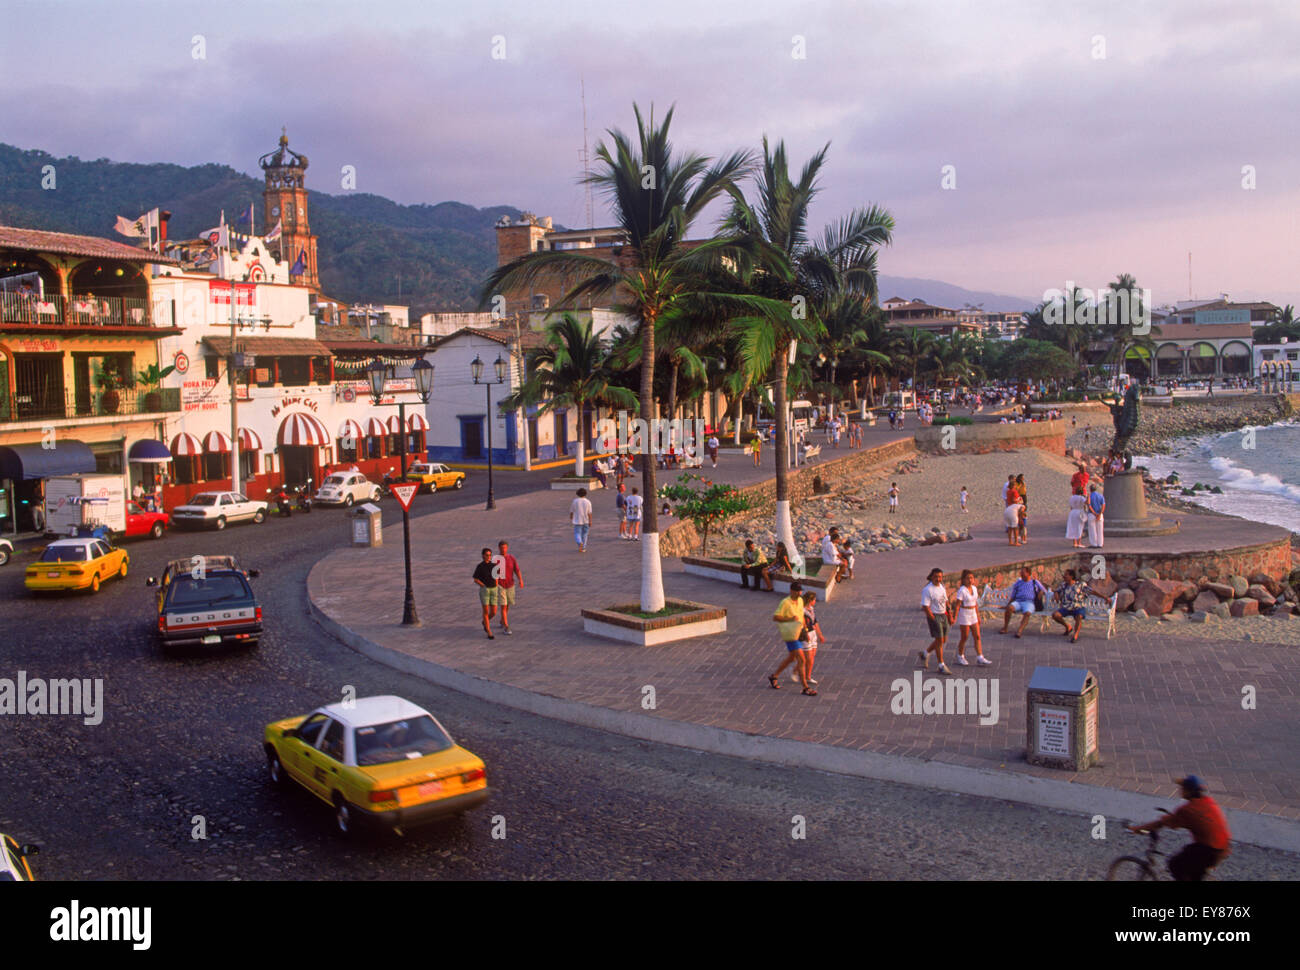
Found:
[0,226,179,264]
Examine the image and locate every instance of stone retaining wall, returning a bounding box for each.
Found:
[955,536,1291,592]
[659,437,918,557]
[914,419,1066,456]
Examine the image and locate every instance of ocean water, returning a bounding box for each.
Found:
[1135,421,1300,533]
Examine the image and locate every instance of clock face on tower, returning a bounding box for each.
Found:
[271,205,280,216]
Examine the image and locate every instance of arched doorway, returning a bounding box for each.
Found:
[1155,343,1183,380]
[1188,342,1217,376]
[1124,345,1152,381]
[1220,340,1251,376]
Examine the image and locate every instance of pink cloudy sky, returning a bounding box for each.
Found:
[1,0,1296,307]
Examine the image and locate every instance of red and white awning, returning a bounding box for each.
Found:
[237,427,263,451]
[203,430,232,454]
[338,419,364,441]
[386,414,404,434]
[365,417,388,437]
[277,412,330,447]
[170,432,203,457]
[406,412,429,432]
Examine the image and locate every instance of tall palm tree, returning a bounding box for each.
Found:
[1101,273,1160,381]
[482,104,766,611]
[501,313,638,476]
[725,138,894,553]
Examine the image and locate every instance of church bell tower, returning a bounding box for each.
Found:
[259,129,319,292]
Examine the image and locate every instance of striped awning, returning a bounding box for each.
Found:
[277,412,329,447]
[338,419,364,441]
[386,414,404,434]
[238,427,263,451]
[365,417,387,437]
[203,430,232,454]
[406,412,430,432]
[170,432,203,457]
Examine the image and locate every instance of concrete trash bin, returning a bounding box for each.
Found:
[1025,666,1099,771]
[350,502,382,548]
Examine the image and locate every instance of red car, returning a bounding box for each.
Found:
[125,501,170,540]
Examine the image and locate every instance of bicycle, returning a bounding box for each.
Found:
[1106,810,1221,881]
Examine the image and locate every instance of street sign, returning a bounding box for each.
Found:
[390,483,418,512]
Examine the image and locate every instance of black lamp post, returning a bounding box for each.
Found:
[367,355,434,626]
[471,353,507,511]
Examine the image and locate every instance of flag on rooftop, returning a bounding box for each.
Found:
[264,220,282,243]
[290,248,306,276]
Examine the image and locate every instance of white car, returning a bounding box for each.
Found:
[314,470,381,507]
[171,491,268,530]
[0,537,12,567]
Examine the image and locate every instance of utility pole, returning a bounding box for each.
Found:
[513,312,531,471]
[229,272,241,495]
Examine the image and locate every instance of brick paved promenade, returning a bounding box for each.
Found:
[309,441,1300,828]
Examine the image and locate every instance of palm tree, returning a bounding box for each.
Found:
[725,138,894,553]
[1102,274,1160,381]
[501,313,638,476]
[482,104,764,611]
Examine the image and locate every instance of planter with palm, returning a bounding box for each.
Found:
[137,363,176,413]
[482,103,772,612]
[724,137,894,555]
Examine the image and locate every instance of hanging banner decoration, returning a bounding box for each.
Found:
[208,280,258,307]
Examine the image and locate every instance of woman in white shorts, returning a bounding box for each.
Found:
[953,569,990,665]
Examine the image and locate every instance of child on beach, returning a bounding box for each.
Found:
[960,486,968,513]
[888,482,900,514]
[841,539,855,580]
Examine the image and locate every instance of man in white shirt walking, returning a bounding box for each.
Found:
[624,487,644,540]
[569,487,593,553]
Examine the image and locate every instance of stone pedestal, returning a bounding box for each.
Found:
[1104,470,1179,537]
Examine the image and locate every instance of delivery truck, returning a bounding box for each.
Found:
[45,474,127,536]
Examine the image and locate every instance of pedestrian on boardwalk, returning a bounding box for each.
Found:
[830,417,841,448]
[751,430,762,467]
[768,582,816,695]
[472,547,500,640]
[919,567,953,675]
[494,540,523,635]
[888,482,899,514]
[1066,486,1087,547]
[707,433,720,467]
[998,566,1047,638]
[820,527,845,583]
[1015,473,1029,544]
[1003,478,1023,546]
[1086,482,1105,548]
[569,487,593,553]
[840,538,855,580]
[624,486,643,540]
[740,538,767,589]
[953,569,990,665]
[960,485,968,513]
[1001,474,1015,503]
[615,483,628,539]
[761,541,793,592]
[793,590,828,684]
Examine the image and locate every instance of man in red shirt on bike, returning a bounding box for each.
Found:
[1127,775,1231,880]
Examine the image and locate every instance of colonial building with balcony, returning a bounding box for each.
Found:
[0,226,182,534]
[882,297,981,336]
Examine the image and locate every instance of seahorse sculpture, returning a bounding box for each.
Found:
[1106,381,1141,469]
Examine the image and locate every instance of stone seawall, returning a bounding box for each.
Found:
[1128,394,1295,455]
[660,437,917,557]
[914,419,1066,456]
[955,536,1290,592]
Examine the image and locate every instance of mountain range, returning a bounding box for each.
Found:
[0,143,1037,314]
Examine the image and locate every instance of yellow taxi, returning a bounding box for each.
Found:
[264,695,488,837]
[404,461,466,493]
[24,537,129,594]
[1,834,39,881]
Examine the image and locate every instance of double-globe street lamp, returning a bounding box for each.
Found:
[367,355,434,626]
[470,353,506,511]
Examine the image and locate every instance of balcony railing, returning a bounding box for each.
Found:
[0,292,165,328]
[0,385,181,424]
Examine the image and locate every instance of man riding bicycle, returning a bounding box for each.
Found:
[1127,775,1230,881]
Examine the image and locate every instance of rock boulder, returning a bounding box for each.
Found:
[1228,575,1250,598]
[1246,585,1277,607]
[1203,581,1235,599]
[1116,588,1135,612]
[1133,579,1183,617]
[1192,591,1222,614]
[1229,599,1259,618]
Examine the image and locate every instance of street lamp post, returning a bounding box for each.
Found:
[471,353,507,511]
[367,355,434,626]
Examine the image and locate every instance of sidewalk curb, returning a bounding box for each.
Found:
[307,568,1300,854]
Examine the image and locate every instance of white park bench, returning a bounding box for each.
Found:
[977,584,1119,639]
